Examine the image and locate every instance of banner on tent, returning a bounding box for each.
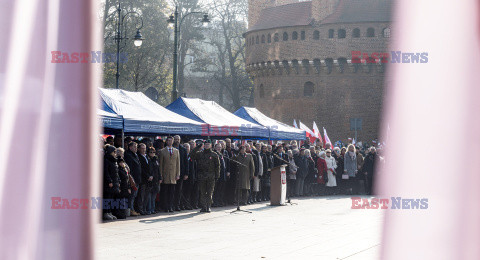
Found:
[202,124,239,136]
[139,125,190,132]
[201,123,277,136]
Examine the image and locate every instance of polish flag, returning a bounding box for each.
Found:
[299,121,316,143]
[293,119,298,129]
[323,127,332,148]
[312,121,322,142]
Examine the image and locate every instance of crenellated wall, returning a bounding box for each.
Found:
[245,22,391,65]
[246,0,391,143]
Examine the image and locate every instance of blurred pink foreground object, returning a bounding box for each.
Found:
[378,0,480,259]
[0,0,101,259]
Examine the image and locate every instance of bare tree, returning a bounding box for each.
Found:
[198,0,253,110]
[168,0,210,96]
[102,0,173,105]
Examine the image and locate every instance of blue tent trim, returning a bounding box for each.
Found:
[234,107,261,125]
[100,88,204,136]
[167,98,269,139]
[165,98,205,123]
[98,109,123,135]
[234,107,306,140]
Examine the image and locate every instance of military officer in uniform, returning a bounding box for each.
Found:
[191,140,220,213]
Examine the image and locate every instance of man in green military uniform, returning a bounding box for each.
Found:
[191,140,220,213]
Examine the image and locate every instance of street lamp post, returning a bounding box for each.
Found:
[113,2,144,89]
[168,6,210,102]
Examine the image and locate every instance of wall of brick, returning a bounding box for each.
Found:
[251,62,386,143]
[246,22,391,64]
[246,0,391,144]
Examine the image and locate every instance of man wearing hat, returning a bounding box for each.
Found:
[191,139,220,213]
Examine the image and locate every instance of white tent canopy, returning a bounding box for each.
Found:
[100,88,203,135]
[234,107,306,140]
[166,97,269,138]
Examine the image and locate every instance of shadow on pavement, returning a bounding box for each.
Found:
[101,196,370,224]
[138,212,201,224]
[244,204,274,212]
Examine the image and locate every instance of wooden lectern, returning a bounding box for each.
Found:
[270,164,287,206]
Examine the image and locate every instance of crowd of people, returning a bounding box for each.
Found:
[102,135,383,221]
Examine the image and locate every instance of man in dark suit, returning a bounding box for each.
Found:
[273,145,288,168]
[245,143,257,204]
[224,138,236,205]
[294,148,309,196]
[301,138,311,149]
[137,143,152,215]
[124,142,141,216]
[213,143,228,207]
[173,135,189,211]
[260,144,272,201]
[182,142,197,209]
[361,147,379,195]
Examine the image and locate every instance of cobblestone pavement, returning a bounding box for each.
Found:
[97,195,383,260]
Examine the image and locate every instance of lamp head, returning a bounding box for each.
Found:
[134,30,143,47]
[167,14,175,28]
[201,14,210,27]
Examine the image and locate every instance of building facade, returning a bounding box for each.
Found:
[245,0,392,143]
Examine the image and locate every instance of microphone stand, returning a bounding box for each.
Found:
[272,153,297,205]
[224,156,247,167]
[229,155,252,214]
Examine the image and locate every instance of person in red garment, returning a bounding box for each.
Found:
[316,151,328,196]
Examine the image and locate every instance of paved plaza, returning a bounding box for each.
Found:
[97,196,383,260]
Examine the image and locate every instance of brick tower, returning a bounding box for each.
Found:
[245,0,392,143]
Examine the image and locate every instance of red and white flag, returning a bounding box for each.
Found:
[312,121,322,141]
[323,127,332,148]
[293,119,298,129]
[299,121,316,143]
